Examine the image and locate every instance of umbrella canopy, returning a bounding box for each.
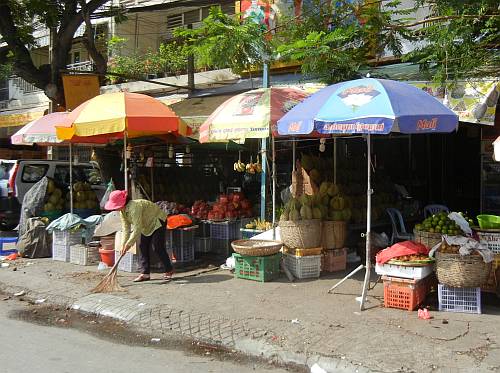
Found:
[278,78,458,135]
[199,87,308,143]
[56,92,192,141]
[11,112,115,146]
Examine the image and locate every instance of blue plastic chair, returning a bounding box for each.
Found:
[386,208,414,245]
[424,204,449,218]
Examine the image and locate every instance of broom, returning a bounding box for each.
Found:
[91,252,127,293]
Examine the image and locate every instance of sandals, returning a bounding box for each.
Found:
[163,270,174,281]
[133,274,150,282]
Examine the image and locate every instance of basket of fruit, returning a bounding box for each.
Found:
[414,212,470,249]
[231,239,282,257]
[435,241,491,288]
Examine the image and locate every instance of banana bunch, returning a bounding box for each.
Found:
[245,218,272,230]
[245,156,262,174]
[233,160,246,172]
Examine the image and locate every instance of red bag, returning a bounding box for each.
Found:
[167,214,192,230]
[375,241,429,264]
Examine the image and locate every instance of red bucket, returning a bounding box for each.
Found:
[99,248,115,266]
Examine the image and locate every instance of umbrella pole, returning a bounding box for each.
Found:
[69,143,73,214]
[292,138,296,172]
[124,132,128,192]
[260,138,267,221]
[360,134,372,311]
[272,136,276,239]
[333,137,337,184]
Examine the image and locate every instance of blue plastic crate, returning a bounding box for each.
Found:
[0,237,17,255]
[210,221,240,239]
[438,284,481,314]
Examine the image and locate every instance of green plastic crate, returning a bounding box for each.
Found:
[233,253,281,282]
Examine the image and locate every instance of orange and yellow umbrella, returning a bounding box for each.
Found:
[56,91,192,141]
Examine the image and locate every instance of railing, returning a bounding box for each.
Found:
[67,61,95,72]
[10,76,42,94]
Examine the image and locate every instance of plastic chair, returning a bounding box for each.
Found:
[386,208,414,245]
[424,204,449,218]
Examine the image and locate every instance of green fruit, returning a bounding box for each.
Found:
[300,205,313,220]
[290,209,300,222]
[327,184,340,197]
[319,182,329,196]
[321,195,330,206]
[312,207,322,219]
[301,153,313,171]
[342,208,352,221]
[429,228,435,233]
[309,169,321,184]
[330,196,345,211]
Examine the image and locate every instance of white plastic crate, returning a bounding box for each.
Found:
[52,244,70,262]
[210,221,240,239]
[283,253,321,279]
[194,237,211,253]
[476,231,500,254]
[375,263,434,280]
[116,251,140,273]
[172,244,195,263]
[438,284,481,314]
[70,244,99,266]
[53,230,82,248]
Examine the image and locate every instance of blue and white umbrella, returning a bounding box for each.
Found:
[276,78,459,311]
[277,78,458,135]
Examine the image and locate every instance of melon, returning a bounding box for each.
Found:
[290,209,300,221]
[300,205,313,220]
[312,207,322,219]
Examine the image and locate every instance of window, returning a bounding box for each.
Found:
[21,164,49,183]
[54,165,102,186]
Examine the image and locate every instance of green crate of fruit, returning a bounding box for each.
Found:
[233,252,281,282]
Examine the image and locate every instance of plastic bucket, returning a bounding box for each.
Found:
[99,248,115,266]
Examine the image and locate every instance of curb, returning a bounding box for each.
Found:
[1,281,367,373]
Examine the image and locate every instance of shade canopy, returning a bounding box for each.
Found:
[56,92,192,141]
[277,78,459,135]
[199,87,308,143]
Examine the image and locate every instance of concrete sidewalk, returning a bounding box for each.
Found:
[1,257,499,373]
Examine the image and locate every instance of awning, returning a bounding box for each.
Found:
[0,109,46,128]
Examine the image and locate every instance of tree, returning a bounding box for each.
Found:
[0,0,115,107]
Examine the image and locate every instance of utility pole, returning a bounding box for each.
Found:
[187,24,195,92]
[47,26,57,160]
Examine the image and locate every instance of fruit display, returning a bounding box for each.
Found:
[44,179,64,212]
[87,168,102,184]
[71,181,99,210]
[415,212,473,235]
[245,218,272,231]
[438,240,480,255]
[191,192,253,221]
[234,155,262,174]
[280,183,350,222]
[156,201,190,216]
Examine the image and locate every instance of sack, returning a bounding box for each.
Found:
[17,218,52,258]
[100,179,115,210]
[291,160,318,198]
[167,214,192,230]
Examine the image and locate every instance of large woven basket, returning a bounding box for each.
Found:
[436,252,492,288]
[414,229,442,250]
[231,239,282,257]
[322,221,346,249]
[278,219,322,249]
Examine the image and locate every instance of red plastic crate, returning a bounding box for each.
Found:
[321,248,347,272]
[382,275,432,311]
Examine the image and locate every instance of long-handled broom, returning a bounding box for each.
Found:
[91,252,127,293]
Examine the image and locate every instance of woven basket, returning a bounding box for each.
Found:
[436,252,492,288]
[414,229,442,250]
[231,239,282,257]
[322,221,347,249]
[278,219,322,249]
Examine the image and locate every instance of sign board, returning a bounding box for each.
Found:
[62,74,100,111]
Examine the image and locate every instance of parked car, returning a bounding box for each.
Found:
[0,159,105,230]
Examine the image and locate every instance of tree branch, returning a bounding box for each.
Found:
[388,14,500,29]
[0,3,48,88]
[79,0,107,78]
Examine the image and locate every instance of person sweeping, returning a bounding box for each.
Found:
[93,190,174,292]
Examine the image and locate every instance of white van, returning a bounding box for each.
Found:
[0,159,105,230]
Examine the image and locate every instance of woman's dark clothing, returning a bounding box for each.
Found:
[139,223,173,274]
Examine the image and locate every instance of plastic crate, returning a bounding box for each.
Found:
[196,222,211,238]
[240,228,265,239]
[0,237,18,255]
[53,230,83,248]
[210,221,240,239]
[166,228,195,263]
[375,263,434,280]
[52,244,70,262]
[233,253,281,282]
[382,275,432,311]
[114,251,163,272]
[476,230,500,254]
[283,246,323,257]
[211,238,233,257]
[283,253,321,279]
[322,248,347,272]
[194,237,211,253]
[438,284,481,314]
[70,244,99,266]
[116,251,140,272]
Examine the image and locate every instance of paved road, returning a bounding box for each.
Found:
[0,299,291,373]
